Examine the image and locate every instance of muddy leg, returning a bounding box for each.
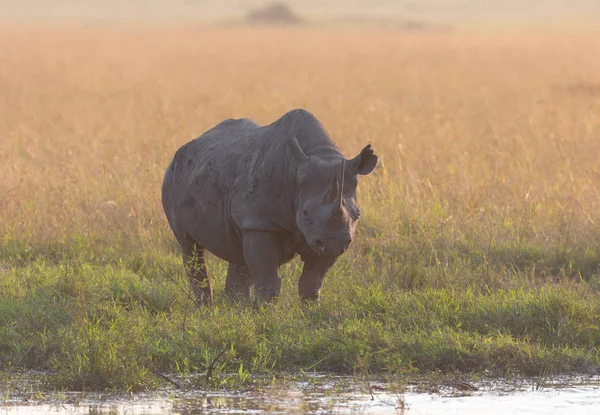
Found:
[225,263,253,301]
[298,256,338,303]
[183,242,213,307]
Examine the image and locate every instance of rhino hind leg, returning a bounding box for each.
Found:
[182,241,213,307]
[225,263,253,301]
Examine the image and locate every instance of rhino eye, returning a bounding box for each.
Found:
[303,209,309,218]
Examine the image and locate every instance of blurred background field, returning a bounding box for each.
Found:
[1,0,599,26]
[1,1,600,391]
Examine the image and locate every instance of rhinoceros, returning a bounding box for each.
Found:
[161,109,377,305]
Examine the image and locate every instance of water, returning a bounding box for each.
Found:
[3,376,600,414]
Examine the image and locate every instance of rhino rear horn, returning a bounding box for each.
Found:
[349,144,377,175]
[289,136,309,163]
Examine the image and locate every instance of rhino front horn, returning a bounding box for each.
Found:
[333,159,345,211]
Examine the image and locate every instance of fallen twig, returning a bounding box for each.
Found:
[148,368,182,389]
[206,348,227,383]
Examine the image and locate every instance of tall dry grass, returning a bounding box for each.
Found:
[1,24,600,267]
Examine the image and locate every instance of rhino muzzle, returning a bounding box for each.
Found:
[311,234,352,256]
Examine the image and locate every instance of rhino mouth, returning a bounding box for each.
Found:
[313,239,327,255]
[309,236,352,257]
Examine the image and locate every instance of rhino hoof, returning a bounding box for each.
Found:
[300,293,321,304]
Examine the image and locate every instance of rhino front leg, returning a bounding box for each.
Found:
[225,263,253,301]
[242,231,281,302]
[298,255,338,303]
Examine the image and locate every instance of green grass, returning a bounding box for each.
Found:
[1,225,599,391]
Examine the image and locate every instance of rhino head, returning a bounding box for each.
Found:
[289,137,377,256]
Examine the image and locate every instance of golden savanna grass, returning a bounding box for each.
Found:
[1,23,600,390]
[2,24,600,264]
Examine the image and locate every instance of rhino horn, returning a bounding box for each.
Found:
[321,160,346,210]
[322,171,338,205]
[334,159,345,211]
[329,160,345,219]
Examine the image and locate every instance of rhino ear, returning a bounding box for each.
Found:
[289,136,309,164]
[349,144,377,175]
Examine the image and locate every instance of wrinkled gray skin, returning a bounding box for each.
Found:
[162,109,377,305]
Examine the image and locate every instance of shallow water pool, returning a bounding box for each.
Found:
[3,376,599,414]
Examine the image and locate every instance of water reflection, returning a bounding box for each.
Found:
[2,376,600,414]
